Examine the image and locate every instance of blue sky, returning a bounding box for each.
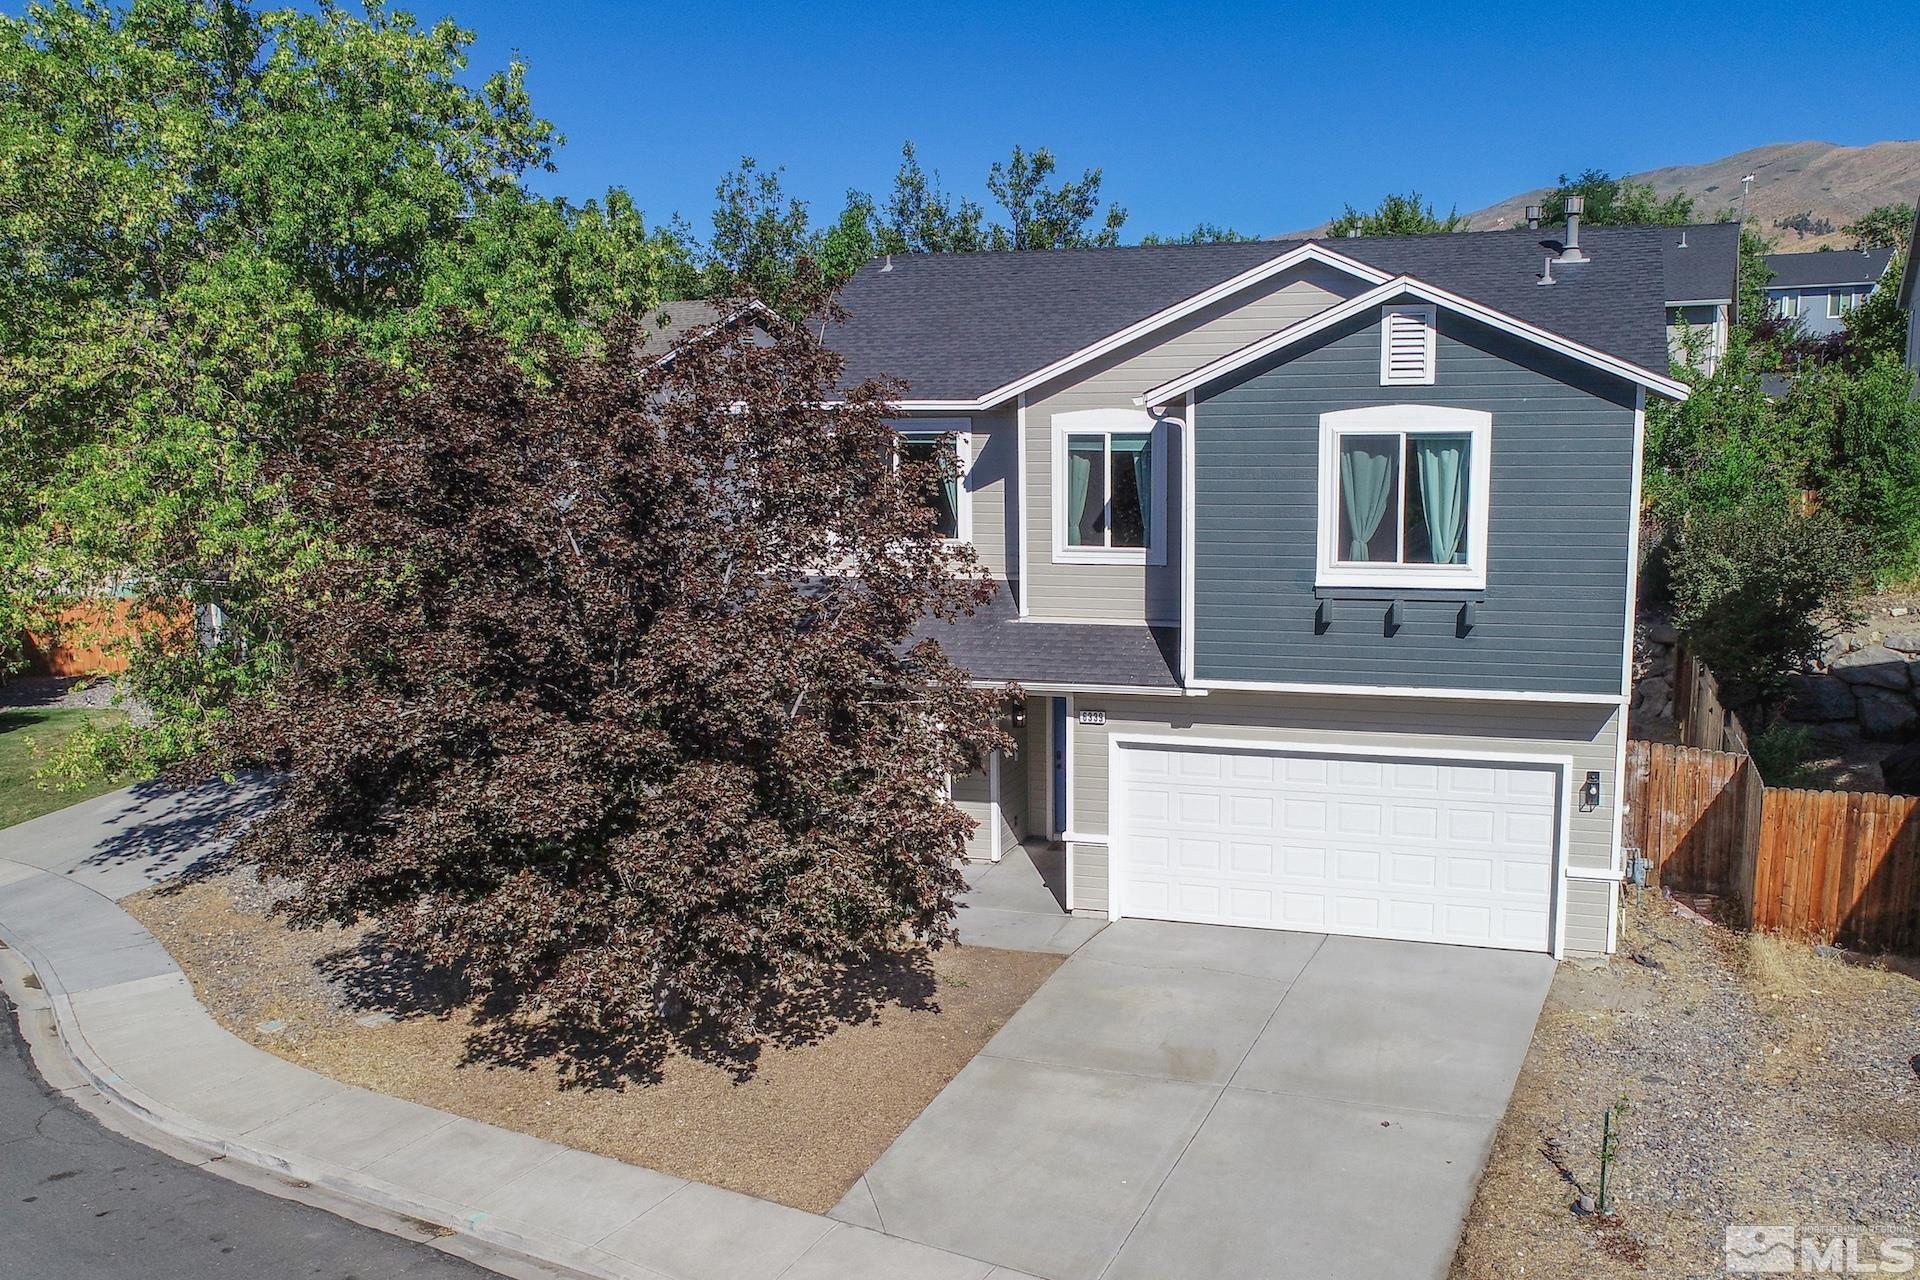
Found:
[19,0,1920,238]
[448,0,1914,239]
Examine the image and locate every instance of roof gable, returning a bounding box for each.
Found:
[828,226,1693,405]
[1764,247,1897,290]
[1137,277,1690,406]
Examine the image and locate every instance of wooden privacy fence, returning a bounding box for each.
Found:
[1624,740,1920,953]
[1672,645,1749,755]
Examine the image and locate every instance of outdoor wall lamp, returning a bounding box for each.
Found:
[1580,770,1602,811]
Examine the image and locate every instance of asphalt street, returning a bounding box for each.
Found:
[0,991,496,1280]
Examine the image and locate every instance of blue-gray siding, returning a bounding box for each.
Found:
[1192,312,1637,695]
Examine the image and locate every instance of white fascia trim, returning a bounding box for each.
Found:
[1104,731,1576,956]
[1666,297,1734,306]
[1564,864,1624,881]
[1185,677,1628,705]
[1180,389,1198,686]
[967,680,1191,697]
[1137,275,1694,407]
[649,299,782,368]
[888,244,1395,414]
[1017,615,1180,627]
[1015,394,1030,616]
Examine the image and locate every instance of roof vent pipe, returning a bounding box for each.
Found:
[880,253,893,272]
[1678,229,1689,249]
[1525,204,1540,231]
[1538,256,1556,286]
[1558,195,1590,264]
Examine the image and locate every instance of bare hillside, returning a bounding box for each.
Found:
[1464,141,1920,249]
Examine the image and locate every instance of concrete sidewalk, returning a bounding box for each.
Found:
[0,783,1036,1280]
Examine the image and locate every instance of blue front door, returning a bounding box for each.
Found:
[1051,697,1068,835]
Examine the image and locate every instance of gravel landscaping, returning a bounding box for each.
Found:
[1452,892,1920,1278]
[125,866,1061,1213]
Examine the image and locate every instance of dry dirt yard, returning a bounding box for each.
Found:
[1452,893,1920,1278]
[126,867,1061,1213]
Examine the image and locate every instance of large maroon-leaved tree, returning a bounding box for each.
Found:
[224,308,1008,1061]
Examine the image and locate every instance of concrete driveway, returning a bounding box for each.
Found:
[832,919,1553,1280]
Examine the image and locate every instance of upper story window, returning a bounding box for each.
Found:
[1828,289,1864,319]
[1380,305,1437,386]
[1775,290,1801,319]
[1052,408,1169,566]
[892,418,971,542]
[1316,405,1492,590]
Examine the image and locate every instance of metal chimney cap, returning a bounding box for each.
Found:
[1524,204,1540,220]
[1565,195,1585,215]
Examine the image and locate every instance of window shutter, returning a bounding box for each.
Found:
[1380,305,1436,385]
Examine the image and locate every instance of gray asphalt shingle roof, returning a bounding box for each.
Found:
[910,587,1179,689]
[1764,247,1897,291]
[829,224,1727,401]
[1663,221,1742,303]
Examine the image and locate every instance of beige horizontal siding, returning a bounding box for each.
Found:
[1562,878,1614,957]
[1064,692,1623,951]
[1025,262,1365,623]
[951,769,994,862]
[894,407,1015,586]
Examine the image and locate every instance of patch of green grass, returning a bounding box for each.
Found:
[0,707,135,829]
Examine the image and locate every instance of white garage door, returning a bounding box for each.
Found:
[1116,744,1560,951]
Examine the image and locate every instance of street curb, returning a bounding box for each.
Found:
[0,901,643,1280]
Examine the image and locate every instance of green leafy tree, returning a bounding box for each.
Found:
[1837,253,1911,370]
[699,157,822,304]
[874,142,991,255]
[1326,192,1466,238]
[1539,169,1695,226]
[1138,223,1257,245]
[1667,503,1866,709]
[222,313,1010,1072]
[1842,203,1915,252]
[984,145,1127,250]
[0,0,684,771]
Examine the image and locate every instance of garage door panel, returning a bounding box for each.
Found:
[1118,744,1558,953]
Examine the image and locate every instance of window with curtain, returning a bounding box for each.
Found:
[1065,431,1152,551]
[1329,425,1477,572]
[899,434,961,539]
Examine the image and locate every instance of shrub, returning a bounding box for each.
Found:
[1748,722,1816,788]
[1667,504,1867,710]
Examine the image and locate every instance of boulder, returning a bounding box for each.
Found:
[1884,632,1920,656]
[1830,644,1913,689]
[1633,675,1672,714]
[1643,616,1679,646]
[1856,688,1919,741]
[1880,741,1920,796]
[1783,675,1856,723]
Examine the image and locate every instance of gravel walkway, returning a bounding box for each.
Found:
[1452,893,1920,1278]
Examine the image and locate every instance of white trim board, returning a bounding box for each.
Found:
[1136,275,1693,407]
[880,243,1395,413]
[1313,405,1493,591]
[1103,732,1575,958]
[1186,677,1628,705]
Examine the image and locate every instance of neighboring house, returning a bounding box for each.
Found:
[636,298,777,362]
[1765,246,1897,338]
[1900,204,1919,384]
[1663,221,1741,376]
[830,219,1697,960]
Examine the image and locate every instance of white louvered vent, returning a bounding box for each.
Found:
[1380,305,1437,385]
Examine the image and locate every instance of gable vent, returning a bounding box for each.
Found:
[1380,305,1437,385]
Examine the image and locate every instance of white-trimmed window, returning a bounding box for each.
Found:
[1379,305,1437,386]
[1775,290,1800,319]
[1315,405,1492,589]
[1827,289,1864,319]
[891,417,971,543]
[1051,408,1169,566]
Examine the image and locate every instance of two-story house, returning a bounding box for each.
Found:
[1766,246,1897,337]
[1663,220,1741,375]
[831,218,1703,961]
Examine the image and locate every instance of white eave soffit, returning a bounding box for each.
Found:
[1133,275,1693,408]
[888,243,1395,413]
